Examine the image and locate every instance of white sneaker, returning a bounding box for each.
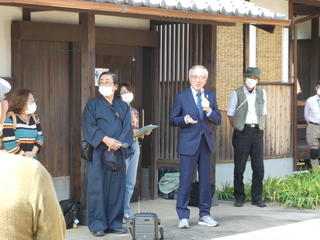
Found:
[198,215,219,227]
[123,212,133,224]
[178,218,189,229]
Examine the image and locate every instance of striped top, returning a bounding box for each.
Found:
[2,112,44,158]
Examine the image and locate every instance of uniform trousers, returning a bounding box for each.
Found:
[232,125,264,202]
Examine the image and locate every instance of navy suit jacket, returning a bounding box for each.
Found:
[169,88,222,156]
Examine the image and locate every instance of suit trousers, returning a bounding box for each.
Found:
[176,135,213,219]
[232,125,264,202]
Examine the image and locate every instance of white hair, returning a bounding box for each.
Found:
[188,65,208,77]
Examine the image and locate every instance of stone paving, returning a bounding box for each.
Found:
[66,198,320,240]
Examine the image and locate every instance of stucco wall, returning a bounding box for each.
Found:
[215,157,294,190]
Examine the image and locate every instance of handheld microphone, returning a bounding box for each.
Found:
[200,88,206,111]
[116,142,132,149]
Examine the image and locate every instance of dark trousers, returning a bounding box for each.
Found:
[87,150,126,232]
[232,126,264,202]
[176,135,213,219]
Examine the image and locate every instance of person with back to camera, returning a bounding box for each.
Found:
[0,150,66,239]
[81,71,133,237]
[169,65,222,229]
[0,78,11,149]
[3,88,43,159]
[116,83,152,223]
[227,67,267,208]
[304,80,320,169]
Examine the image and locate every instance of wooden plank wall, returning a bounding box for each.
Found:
[157,23,190,165]
[215,84,293,162]
[19,40,71,176]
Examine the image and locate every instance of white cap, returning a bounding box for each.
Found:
[0,78,11,93]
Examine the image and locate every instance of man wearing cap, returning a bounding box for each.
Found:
[227,67,267,208]
[304,81,320,169]
[0,78,11,149]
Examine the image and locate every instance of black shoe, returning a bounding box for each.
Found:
[93,230,105,237]
[251,200,266,207]
[105,227,127,234]
[234,200,244,207]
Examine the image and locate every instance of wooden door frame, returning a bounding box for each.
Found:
[11,18,159,206]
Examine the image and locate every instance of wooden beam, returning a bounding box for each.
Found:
[96,26,159,47]
[0,0,291,26]
[293,0,320,7]
[15,21,82,42]
[22,8,31,21]
[13,21,159,47]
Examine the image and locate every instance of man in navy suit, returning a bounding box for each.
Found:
[169,65,222,229]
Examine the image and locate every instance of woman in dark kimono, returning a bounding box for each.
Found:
[81,71,133,237]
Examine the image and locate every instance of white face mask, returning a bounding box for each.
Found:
[25,103,37,115]
[99,86,114,97]
[245,77,258,89]
[317,89,320,95]
[121,92,134,104]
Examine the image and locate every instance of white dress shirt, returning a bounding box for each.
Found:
[190,87,212,116]
[227,85,267,124]
[304,94,320,124]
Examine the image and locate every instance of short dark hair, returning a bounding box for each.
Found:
[116,83,134,99]
[9,88,33,114]
[98,71,118,85]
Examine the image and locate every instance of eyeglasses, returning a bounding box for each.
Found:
[28,99,37,105]
[99,82,114,87]
[120,91,133,95]
[190,75,207,81]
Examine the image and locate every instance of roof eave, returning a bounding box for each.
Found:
[0,0,291,26]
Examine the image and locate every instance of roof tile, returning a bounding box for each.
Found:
[94,0,286,20]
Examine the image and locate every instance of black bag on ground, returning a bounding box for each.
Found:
[188,181,215,206]
[59,198,81,229]
[81,140,93,161]
[129,212,164,240]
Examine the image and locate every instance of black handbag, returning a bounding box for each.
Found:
[188,181,215,206]
[81,140,93,161]
[102,148,124,171]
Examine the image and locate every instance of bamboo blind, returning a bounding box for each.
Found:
[256,26,283,82]
[216,23,244,111]
[158,23,190,161]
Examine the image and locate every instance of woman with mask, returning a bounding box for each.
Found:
[116,83,152,223]
[0,78,11,149]
[2,88,43,159]
[81,72,133,237]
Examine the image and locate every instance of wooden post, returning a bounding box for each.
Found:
[202,24,217,185]
[75,12,95,225]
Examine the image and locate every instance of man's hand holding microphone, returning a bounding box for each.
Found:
[185,88,210,124]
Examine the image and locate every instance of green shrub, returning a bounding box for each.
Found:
[216,168,320,210]
[216,181,234,200]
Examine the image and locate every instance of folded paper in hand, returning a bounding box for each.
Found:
[134,124,159,137]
